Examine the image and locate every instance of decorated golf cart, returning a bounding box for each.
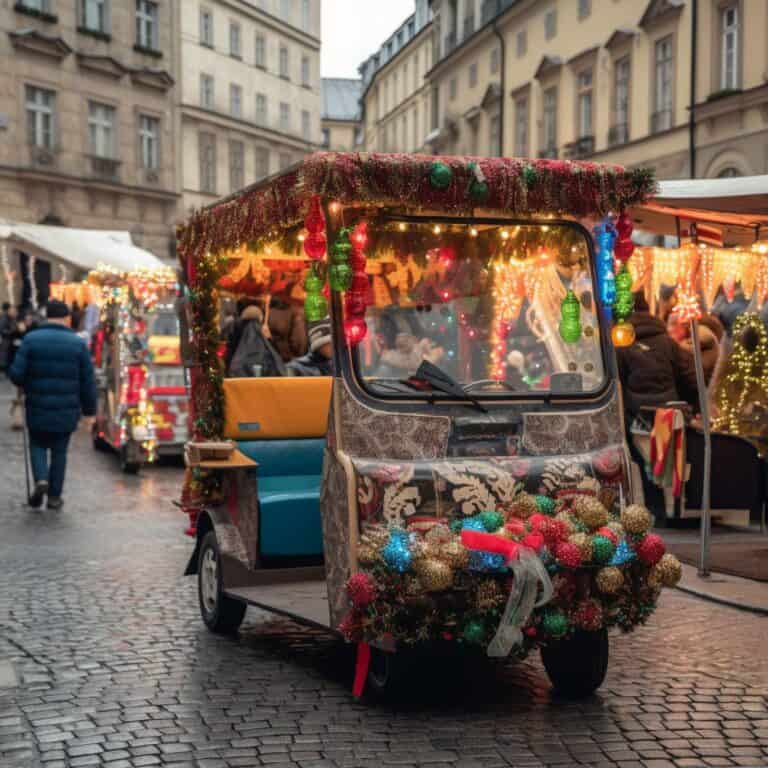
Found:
[178,153,681,698]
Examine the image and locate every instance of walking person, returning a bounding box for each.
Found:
[9,299,96,509]
[0,302,15,375]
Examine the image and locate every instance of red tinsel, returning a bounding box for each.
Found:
[346,572,377,608]
[636,533,666,566]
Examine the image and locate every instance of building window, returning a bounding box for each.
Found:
[490,47,500,75]
[230,84,242,118]
[88,101,115,158]
[431,87,439,130]
[255,146,269,178]
[301,55,310,87]
[653,36,673,133]
[321,128,330,147]
[516,29,527,58]
[612,56,630,145]
[138,114,159,169]
[81,0,108,33]
[717,166,741,178]
[721,5,739,90]
[200,7,213,47]
[542,86,557,155]
[229,140,244,191]
[468,62,478,88]
[279,151,292,170]
[200,74,214,109]
[280,0,291,22]
[577,69,593,138]
[514,95,528,157]
[578,0,591,20]
[254,33,266,68]
[256,93,267,125]
[25,86,55,150]
[136,0,158,50]
[301,109,311,140]
[300,0,309,31]
[17,0,52,12]
[449,77,457,101]
[279,45,290,79]
[279,101,290,131]
[230,21,241,58]
[199,132,216,194]
[544,9,556,40]
[489,112,500,155]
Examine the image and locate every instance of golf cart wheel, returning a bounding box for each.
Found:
[198,531,246,634]
[119,446,140,474]
[365,647,412,702]
[541,627,608,698]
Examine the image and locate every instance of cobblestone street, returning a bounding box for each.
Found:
[1,386,768,768]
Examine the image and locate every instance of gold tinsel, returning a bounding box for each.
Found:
[595,566,624,594]
[568,532,593,561]
[606,520,624,538]
[650,553,682,588]
[357,543,381,567]
[475,579,505,611]
[573,496,609,530]
[510,493,539,520]
[414,558,454,592]
[621,504,653,535]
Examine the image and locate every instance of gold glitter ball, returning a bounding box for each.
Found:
[652,553,682,588]
[595,566,624,594]
[573,496,609,530]
[475,579,504,611]
[621,504,653,535]
[555,510,577,534]
[568,532,593,561]
[510,493,539,520]
[441,539,470,570]
[415,558,454,592]
[357,543,380,566]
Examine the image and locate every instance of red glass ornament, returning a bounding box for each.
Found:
[305,196,325,235]
[344,317,368,345]
[616,211,633,239]
[349,251,366,272]
[304,231,327,260]
[345,293,367,316]
[352,221,368,250]
[349,272,369,294]
[322,283,330,299]
[614,238,634,262]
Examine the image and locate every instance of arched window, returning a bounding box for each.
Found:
[717,167,742,178]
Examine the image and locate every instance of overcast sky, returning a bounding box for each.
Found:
[321,0,415,79]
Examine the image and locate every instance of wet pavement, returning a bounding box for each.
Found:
[1,382,768,768]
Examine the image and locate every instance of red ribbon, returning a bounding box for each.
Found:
[352,641,371,698]
[461,530,521,564]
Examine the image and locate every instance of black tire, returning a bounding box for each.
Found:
[541,627,609,698]
[92,426,109,452]
[119,446,141,474]
[364,647,413,702]
[198,531,246,634]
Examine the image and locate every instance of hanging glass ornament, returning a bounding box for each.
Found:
[614,210,635,262]
[559,289,582,343]
[429,161,453,190]
[467,161,489,203]
[343,220,369,345]
[303,264,327,322]
[328,227,353,292]
[613,264,634,321]
[303,197,326,261]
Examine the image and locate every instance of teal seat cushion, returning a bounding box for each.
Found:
[236,439,325,558]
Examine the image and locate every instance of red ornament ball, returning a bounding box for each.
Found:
[521,532,544,551]
[346,572,376,608]
[555,541,582,568]
[344,317,368,345]
[614,238,635,262]
[573,599,604,632]
[349,272,369,294]
[345,292,367,317]
[636,533,666,566]
[528,513,547,531]
[539,518,570,547]
[596,526,619,545]
[304,232,327,260]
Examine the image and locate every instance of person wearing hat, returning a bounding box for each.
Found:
[9,299,96,509]
[287,318,333,376]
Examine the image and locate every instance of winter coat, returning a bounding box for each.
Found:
[616,311,699,420]
[712,292,748,336]
[287,351,333,377]
[228,319,286,378]
[267,299,307,361]
[680,323,720,385]
[9,323,97,433]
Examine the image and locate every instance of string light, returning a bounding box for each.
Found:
[469,227,478,237]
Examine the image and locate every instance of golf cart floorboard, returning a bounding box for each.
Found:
[226,576,331,630]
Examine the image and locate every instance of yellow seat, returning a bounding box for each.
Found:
[222,377,332,440]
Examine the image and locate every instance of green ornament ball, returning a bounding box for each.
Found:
[480,510,505,533]
[450,518,464,534]
[304,271,323,294]
[328,262,352,292]
[462,619,486,645]
[591,535,615,564]
[542,609,569,638]
[331,228,352,262]
[614,264,633,293]
[429,161,453,190]
[522,164,538,188]
[534,495,556,517]
[304,292,328,322]
[470,180,489,203]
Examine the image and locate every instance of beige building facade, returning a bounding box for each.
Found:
[367,0,768,181]
[321,77,361,152]
[0,0,180,260]
[180,0,321,215]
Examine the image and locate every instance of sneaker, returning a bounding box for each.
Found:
[47,497,63,511]
[28,481,48,508]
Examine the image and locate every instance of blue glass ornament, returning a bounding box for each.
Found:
[468,550,507,572]
[462,518,487,532]
[609,539,636,566]
[382,539,412,572]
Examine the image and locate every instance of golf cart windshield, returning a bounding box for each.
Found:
[355,219,606,399]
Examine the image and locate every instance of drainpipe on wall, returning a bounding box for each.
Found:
[491,16,506,157]
[689,0,698,177]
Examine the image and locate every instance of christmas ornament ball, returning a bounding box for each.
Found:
[480,510,505,533]
[621,504,653,535]
[429,161,453,190]
[574,496,609,530]
[346,572,376,608]
[636,533,666,566]
[611,321,636,347]
[462,619,486,645]
[555,510,577,534]
[597,525,619,545]
[475,579,504,611]
[591,534,616,564]
[653,553,682,587]
[541,609,569,638]
[568,532,593,561]
[539,517,570,547]
[357,543,380,566]
[382,539,412,573]
[441,539,470,570]
[511,493,539,519]
[415,558,454,592]
[555,541,583,568]
[425,523,453,546]
[595,566,624,594]
[573,599,604,632]
[534,494,557,516]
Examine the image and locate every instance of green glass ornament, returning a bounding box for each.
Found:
[480,510,505,533]
[304,270,323,295]
[541,609,569,638]
[468,162,489,202]
[429,161,452,190]
[462,619,486,645]
[331,227,352,260]
[591,535,615,565]
[522,164,538,188]
[304,292,328,323]
[328,262,352,292]
[534,495,556,517]
[559,289,582,343]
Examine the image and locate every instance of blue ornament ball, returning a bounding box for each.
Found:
[609,539,636,566]
[382,540,412,573]
[462,518,486,532]
[468,550,507,572]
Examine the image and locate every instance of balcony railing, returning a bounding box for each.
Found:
[89,156,121,181]
[538,146,558,159]
[608,123,629,147]
[651,109,672,134]
[564,136,595,159]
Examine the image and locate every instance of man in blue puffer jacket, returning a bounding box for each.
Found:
[10,300,97,509]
